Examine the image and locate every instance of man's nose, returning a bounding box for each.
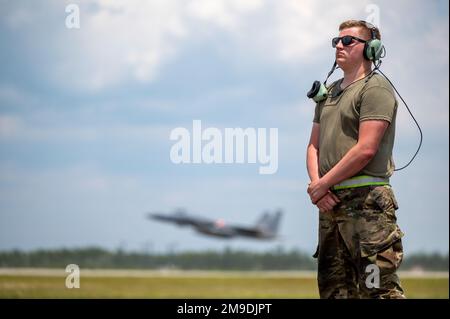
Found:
[335,40,344,50]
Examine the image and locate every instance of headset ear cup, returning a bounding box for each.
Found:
[364,39,383,61]
[307,81,328,102]
[313,83,328,102]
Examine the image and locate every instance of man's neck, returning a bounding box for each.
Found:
[341,63,372,89]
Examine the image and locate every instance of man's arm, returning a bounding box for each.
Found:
[306,123,340,212]
[306,123,321,182]
[308,120,389,203]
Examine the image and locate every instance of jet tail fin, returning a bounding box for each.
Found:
[256,210,282,234]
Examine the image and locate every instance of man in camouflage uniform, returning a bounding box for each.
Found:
[306,20,405,299]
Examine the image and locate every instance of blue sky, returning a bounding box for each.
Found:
[0,0,448,254]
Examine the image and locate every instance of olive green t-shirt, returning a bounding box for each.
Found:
[313,73,398,179]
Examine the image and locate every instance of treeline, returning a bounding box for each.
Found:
[0,247,448,271]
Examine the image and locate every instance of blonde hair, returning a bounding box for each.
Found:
[339,20,381,40]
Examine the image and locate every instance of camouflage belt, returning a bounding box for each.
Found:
[331,175,390,190]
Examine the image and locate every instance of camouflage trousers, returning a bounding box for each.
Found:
[313,185,406,299]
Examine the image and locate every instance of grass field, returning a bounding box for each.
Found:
[0,269,448,299]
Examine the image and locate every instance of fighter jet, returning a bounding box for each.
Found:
[147,209,283,240]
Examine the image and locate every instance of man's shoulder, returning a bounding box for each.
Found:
[326,78,342,91]
[364,73,395,93]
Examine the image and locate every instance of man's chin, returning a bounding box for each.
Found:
[336,58,346,69]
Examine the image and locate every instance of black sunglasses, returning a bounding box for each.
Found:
[332,35,367,48]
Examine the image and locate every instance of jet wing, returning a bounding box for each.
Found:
[230,226,263,237]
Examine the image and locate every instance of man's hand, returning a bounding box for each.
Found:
[316,191,341,213]
[307,179,331,204]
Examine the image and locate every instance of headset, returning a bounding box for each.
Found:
[363,24,384,61]
[307,21,384,102]
[306,21,423,171]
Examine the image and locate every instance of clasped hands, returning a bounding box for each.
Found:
[307,179,340,213]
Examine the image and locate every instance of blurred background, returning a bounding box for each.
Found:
[0,0,448,259]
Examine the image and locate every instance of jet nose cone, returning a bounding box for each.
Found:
[147,212,162,219]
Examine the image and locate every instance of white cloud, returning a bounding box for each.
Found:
[53,0,190,91]
[186,0,263,31]
[3,0,446,98]
[379,3,449,135]
[6,0,375,91]
[65,0,266,90]
[271,0,357,62]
